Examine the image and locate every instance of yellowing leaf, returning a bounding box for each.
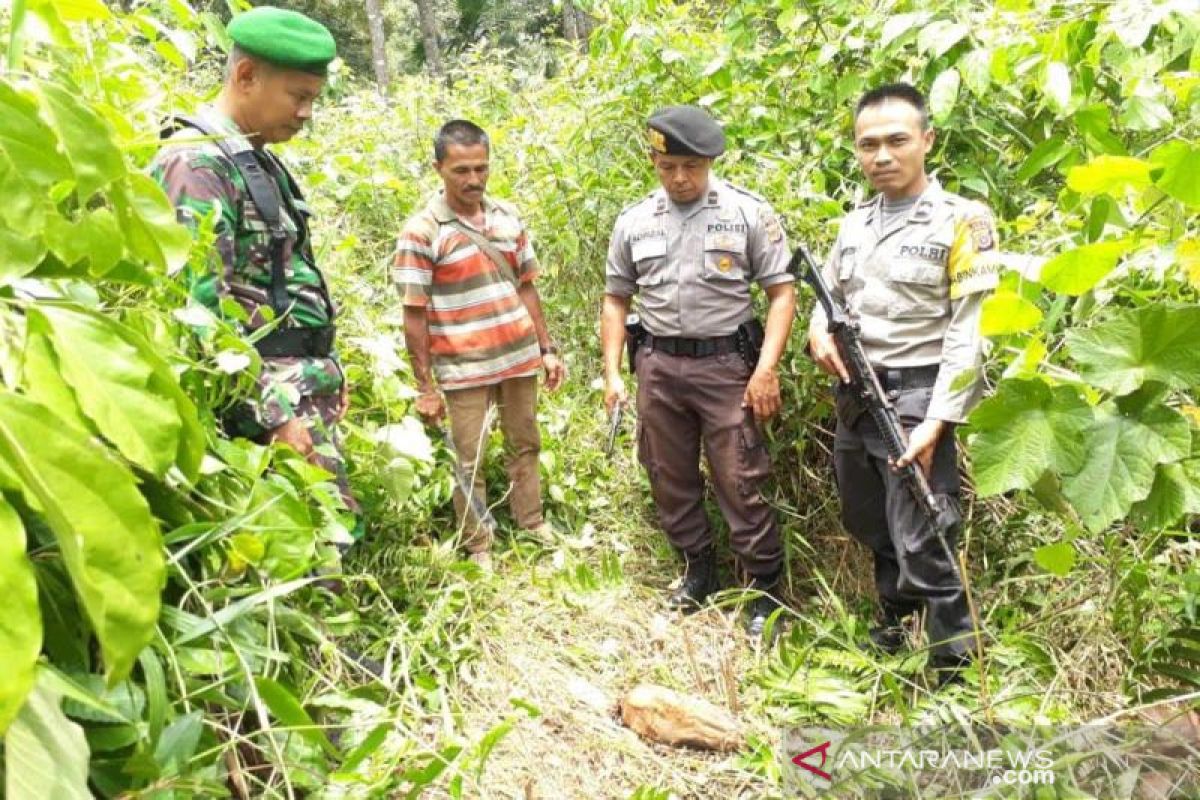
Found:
[0,502,41,735]
[1040,240,1132,295]
[980,290,1043,336]
[1178,239,1200,289]
[1066,156,1152,196]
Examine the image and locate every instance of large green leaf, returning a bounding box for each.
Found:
[0,225,47,285]
[42,208,123,275]
[1062,391,1192,531]
[0,80,71,186]
[0,501,41,735]
[36,83,125,200]
[1065,305,1200,395]
[1039,240,1131,295]
[0,394,164,684]
[1132,460,1200,530]
[1151,141,1200,207]
[980,290,1043,336]
[109,173,192,275]
[1073,105,1126,155]
[1065,156,1151,196]
[928,68,961,123]
[20,326,95,435]
[249,476,318,579]
[0,152,47,236]
[35,304,181,477]
[104,320,205,483]
[968,379,1093,496]
[4,675,91,800]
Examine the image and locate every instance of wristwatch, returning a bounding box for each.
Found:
[540,344,559,356]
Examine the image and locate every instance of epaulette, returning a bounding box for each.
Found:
[617,189,661,219]
[724,182,766,204]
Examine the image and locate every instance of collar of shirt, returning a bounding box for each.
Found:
[651,176,727,219]
[861,176,946,231]
[864,176,945,224]
[430,192,499,228]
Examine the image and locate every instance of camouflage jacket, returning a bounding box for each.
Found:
[151,108,342,430]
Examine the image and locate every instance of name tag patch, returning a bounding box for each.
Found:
[898,244,948,263]
[632,237,668,261]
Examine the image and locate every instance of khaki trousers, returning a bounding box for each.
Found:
[444,375,542,552]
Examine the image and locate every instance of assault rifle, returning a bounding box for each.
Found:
[791,245,961,545]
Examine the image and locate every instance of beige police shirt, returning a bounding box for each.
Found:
[606,177,793,338]
[811,179,1000,423]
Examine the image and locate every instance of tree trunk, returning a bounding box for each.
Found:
[562,1,577,40]
[561,0,593,43]
[414,0,443,77]
[364,0,390,94]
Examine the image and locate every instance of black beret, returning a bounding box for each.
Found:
[647,105,726,158]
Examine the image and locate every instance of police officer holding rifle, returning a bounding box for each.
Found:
[806,83,1000,685]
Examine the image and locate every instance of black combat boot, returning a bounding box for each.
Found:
[744,572,783,639]
[667,547,717,612]
[860,602,916,655]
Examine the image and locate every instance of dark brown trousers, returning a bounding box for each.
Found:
[635,348,783,578]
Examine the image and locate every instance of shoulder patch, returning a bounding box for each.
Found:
[760,207,785,244]
[948,203,1001,299]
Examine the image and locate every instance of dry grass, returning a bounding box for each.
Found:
[420,520,794,800]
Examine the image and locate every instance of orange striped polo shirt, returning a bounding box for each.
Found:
[392,194,542,389]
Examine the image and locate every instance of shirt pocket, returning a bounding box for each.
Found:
[632,237,670,286]
[886,260,948,319]
[702,233,748,281]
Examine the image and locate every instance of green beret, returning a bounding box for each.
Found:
[228,7,336,75]
[647,106,726,158]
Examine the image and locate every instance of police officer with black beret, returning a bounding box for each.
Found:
[601,106,797,638]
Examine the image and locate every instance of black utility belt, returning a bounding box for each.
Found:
[646,333,739,358]
[872,364,940,392]
[252,325,336,358]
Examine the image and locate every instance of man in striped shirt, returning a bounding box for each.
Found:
[394,120,565,568]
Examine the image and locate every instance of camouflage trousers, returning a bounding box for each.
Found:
[227,355,362,532]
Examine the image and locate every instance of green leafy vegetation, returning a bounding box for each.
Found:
[1,0,1199,796]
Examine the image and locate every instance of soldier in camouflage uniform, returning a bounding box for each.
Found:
[151,8,360,532]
